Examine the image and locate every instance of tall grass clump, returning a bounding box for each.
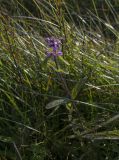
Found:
[0,0,119,159]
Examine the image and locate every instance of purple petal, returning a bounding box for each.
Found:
[58,51,63,56]
[45,37,61,48]
[53,47,58,51]
[46,52,52,57]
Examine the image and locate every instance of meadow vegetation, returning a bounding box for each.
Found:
[0,0,119,159]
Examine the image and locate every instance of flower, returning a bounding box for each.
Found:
[46,51,63,57]
[45,37,63,58]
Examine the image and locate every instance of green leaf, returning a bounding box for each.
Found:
[46,99,68,109]
[59,57,70,66]
[71,82,80,99]
[0,135,13,143]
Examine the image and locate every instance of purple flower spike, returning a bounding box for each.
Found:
[45,37,63,58]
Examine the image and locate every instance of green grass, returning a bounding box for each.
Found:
[0,0,119,159]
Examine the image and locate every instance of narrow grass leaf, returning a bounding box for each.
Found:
[46,99,68,109]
